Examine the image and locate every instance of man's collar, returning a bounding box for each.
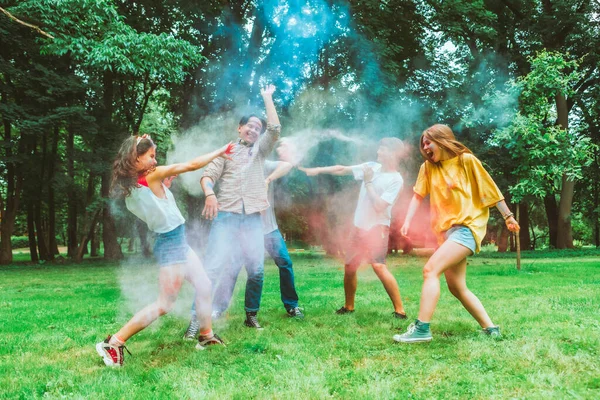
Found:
[238,138,255,147]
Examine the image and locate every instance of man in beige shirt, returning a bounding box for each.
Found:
[184,85,280,335]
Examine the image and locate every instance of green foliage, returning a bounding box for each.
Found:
[15,0,204,83]
[571,211,594,244]
[518,51,582,115]
[10,236,29,249]
[488,51,596,202]
[3,0,600,261]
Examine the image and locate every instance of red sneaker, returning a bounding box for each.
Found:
[95,335,129,367]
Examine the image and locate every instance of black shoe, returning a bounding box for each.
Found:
[335,306,355,315]
[393,311,408,320]
[244,312,264,330]
[286,307,305,319]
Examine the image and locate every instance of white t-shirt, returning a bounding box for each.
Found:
[261,160,279,235]
[351,162,403,230]
[125,184,185,233]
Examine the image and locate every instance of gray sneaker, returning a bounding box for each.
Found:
[244,312,264,330]
[393,322,433,343]
[183,318,199,341]
[287,307,305,319]
[482,326,501,338]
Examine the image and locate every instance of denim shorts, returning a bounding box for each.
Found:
[153,224,189,267]
[444,225,476,255]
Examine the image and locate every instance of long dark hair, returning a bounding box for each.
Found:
[111,135,156,198]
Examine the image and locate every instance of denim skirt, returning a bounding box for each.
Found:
[153,224,189,267]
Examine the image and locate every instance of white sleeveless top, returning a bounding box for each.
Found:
[125,184,185,233]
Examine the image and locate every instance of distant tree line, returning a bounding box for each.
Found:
[1,0,599,264]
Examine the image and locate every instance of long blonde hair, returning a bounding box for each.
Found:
[111,135,156,198]
[419,124,472,163]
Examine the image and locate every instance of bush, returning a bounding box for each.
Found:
[10,236,66,249]
[11,236,29,249]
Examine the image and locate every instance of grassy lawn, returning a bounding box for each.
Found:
[1,251,599,399]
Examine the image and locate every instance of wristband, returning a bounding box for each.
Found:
[365,181,373,185]
[503,212,514,220]
[206,193,215,198]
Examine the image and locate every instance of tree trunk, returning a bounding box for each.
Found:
[556,175,575,249]
[75,208,102,262]
[0,118,24,264]
[555,93,574,249]
[33,202,50,261]
[595,168,599,247]
[518,203,531,250]
[516,206,521,270]
[78,173,96,257]
[136,218,152,258]
[101,170,123,260]
[27,201,39,263]
[100,70,123,261]
[530,222,538,250]
[48,125,59,255]
[35,131,52,261]
[128,237,135,252]
[90,224,100,257]
[497,225,509,252]
[594,135,600,247]
[66,125,78,257]
[544,194,558,248]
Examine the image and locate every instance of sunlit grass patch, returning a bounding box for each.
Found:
[1,252,599,398]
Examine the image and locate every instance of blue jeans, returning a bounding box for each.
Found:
[202,211,264,313]
[264,229,299,310]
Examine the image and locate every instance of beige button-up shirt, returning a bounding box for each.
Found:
[202,124,281,214]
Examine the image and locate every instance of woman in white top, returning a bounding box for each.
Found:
[95,134,232,367]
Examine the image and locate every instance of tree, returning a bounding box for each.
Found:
[5,0,204,260]
[489,51,595,248]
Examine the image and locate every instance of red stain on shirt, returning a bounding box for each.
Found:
[138,175,149,187]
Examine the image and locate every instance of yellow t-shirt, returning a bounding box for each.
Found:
[413,153,503,253]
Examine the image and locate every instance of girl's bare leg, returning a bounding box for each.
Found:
[343,263,360,310]
[114,264,185,341]
[372,263,405,314]
[184,249,213,333]
[417,241,471,322]
[444,258,494,328]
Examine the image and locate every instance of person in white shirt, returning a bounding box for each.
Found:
[95,134,231,367]
[300,137,408,319]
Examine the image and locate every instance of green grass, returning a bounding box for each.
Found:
[1,252,599,399]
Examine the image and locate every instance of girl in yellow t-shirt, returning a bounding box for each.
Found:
[393,124,520,343]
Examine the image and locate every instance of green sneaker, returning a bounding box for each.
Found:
[393,322,432,343]
[482,326,501,338]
